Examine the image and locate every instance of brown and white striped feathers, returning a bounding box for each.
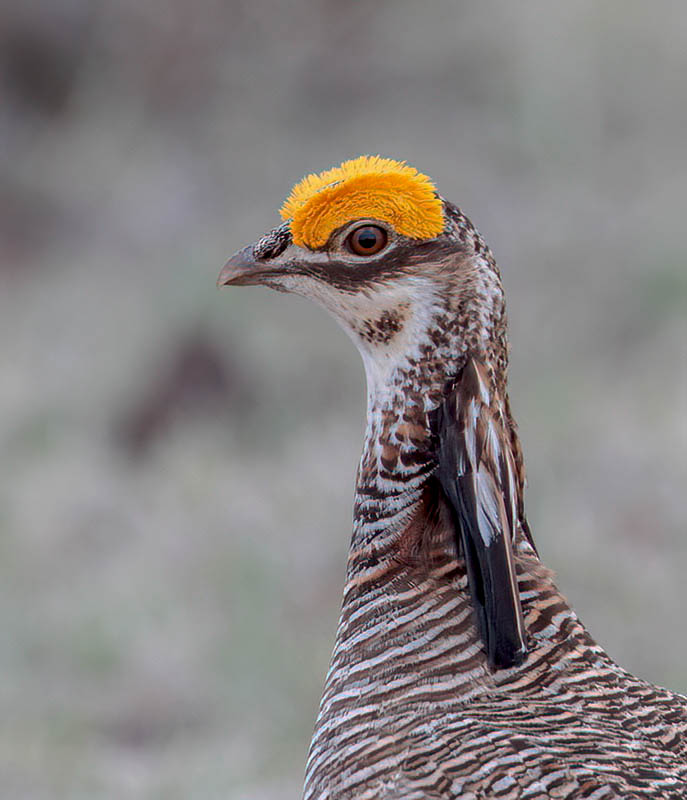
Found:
[218,157,687,799]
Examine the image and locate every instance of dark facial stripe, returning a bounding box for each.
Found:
[290,238,465,292]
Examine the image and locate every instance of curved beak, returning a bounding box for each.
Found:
[217,245,265,288]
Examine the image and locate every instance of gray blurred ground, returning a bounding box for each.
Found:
[1,1,686,797]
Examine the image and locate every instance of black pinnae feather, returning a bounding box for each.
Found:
[434,359,527,670]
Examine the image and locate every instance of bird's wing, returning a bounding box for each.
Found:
[434,357,527,669]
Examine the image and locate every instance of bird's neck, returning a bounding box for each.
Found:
[348,390,437,580]
[347,317,459,580]
[337,264,530,654]
[341,342,532,635]
[344,256,514,578]
[347,342,515,577]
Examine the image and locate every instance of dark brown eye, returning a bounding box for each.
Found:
[347,225,388,256]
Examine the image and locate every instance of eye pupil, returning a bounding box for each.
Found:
[348,225,387,256]
[357,230,378,250]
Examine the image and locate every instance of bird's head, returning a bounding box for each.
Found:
[219,156,509,404]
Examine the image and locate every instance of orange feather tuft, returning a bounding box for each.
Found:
[280,156,444,248]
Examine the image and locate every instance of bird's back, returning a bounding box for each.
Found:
[304,528,687,799]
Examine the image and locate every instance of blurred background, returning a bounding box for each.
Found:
[1,1,686,797]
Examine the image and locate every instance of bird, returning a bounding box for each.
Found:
[218,156,687,799]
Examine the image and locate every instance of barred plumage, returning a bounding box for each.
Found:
[218,157,687,798]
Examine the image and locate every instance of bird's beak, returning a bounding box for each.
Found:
[217,245,265,288]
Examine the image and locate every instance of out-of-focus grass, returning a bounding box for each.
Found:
[1,1,686,797]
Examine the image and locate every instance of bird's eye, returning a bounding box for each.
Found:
[346,225,388,256]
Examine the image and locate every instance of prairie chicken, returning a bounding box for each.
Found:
[218,157,687,799]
